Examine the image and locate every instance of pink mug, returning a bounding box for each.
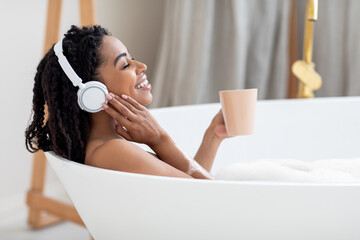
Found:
[219,89,258,136]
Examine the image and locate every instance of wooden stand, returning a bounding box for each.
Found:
[26,0,95,235]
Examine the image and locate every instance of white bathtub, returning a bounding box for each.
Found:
[46,97,360,240]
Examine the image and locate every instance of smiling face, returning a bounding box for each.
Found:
[97,36,152,106]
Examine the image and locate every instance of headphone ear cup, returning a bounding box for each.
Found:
[77,81,109,113]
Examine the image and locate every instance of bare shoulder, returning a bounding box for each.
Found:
[87,138,193,178]
[90,138,150,169]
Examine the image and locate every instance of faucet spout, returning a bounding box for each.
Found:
[303,0,318,64]
[307,0,318,21]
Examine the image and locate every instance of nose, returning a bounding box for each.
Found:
[135,60,147,75]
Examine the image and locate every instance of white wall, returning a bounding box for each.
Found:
[0,0,165,210]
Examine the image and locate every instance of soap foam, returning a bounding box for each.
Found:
[215,158,360,183]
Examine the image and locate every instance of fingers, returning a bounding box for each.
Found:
[102,103,130,126]
[105,93,137,121]
[102,103,134,139]
[102,93,150,140]
[218,108,224,119]
[121,94,145,111]
[116,123,133,141]
[115,94,139,113]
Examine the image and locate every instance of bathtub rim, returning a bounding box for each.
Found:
[46,151,360,187]
[148,96,360,112]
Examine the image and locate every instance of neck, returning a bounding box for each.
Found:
[89,110,120,141]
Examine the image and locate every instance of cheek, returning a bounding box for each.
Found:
[105,72,136,95]
[135,92,153,106]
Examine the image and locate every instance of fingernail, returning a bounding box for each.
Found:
[121,94,128,99]
[109,92,115,97]
[102,103,108,109]
[106,94,113,101]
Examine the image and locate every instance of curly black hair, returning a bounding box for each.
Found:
[25,25,110,163]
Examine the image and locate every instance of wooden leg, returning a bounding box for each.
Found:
[28,210,63,229]
[79,0,96,26]
[26,151,84,229]
[27,191,85,228]
[43,0,63,55]
[27,151,53,228]
[27,0,63,228]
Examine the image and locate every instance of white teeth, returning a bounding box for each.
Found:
[135,79,148,89]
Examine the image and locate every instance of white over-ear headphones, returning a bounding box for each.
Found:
[54,39,108,113]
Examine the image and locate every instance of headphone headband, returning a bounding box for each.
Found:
[54,40,85,89]
[53,39,108,113]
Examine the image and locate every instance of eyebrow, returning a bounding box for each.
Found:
[114,52,127,66]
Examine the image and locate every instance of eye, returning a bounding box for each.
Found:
[122,62,130,69]
[122,57,135,69]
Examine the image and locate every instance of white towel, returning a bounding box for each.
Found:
[215,158,360,183]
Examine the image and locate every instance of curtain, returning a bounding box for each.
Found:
[307,0,360,97]
[151,0,291,107]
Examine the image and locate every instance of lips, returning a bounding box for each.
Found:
[135,73,150,89]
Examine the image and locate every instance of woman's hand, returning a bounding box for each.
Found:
[208,109,229,140]
[102,93,167,148]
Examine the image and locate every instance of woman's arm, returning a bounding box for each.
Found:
[102,93,214,180]
[151,109,228,175]
[194,110,228,172]
[150,133,214,180]
[89,138,195,179]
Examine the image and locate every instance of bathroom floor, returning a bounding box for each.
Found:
[0,204,90,240]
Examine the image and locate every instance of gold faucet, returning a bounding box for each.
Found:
[292,0,322,98]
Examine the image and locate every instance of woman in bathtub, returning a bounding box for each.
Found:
[25,25,228,180]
